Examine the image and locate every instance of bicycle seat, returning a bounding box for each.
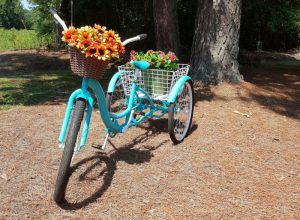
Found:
[130,60,150,70]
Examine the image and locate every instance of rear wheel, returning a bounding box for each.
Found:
[53,99,86,204]
[106,77,127,114]
[168,80,194,144]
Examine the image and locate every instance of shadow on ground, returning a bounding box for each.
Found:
[192,60,300,120]
[241,66,300,120]
[0,50,70,74]
[194,85,214,103]
[59,119,165,210]
[0,51,114,108]
[58,118,198,210]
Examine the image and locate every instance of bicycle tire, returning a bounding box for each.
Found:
[53,99,86,204]
[106,77,127,113]
[168,80,194,144]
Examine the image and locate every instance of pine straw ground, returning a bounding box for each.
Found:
[0,52,300,219]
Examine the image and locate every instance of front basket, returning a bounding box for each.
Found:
[70,48,108,79]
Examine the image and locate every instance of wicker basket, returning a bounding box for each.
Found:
[70,48,108,79]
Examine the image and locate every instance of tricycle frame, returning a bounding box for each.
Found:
[58,71,191,151]
[51,9,194,205]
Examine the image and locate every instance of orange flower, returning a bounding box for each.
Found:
[86,46,97,57]
[62,24,125,61]
[77,39,92,50]
[82,31,89,39]
[62,27,76,42]
[71,35,79,42]
[107,30,116,37]
[106,44,118,58]
[93,35,100,42]
[118,44,125,54]
[94,24,106,31]
[97,46,110,61]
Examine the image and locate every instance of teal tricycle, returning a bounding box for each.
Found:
[51,10,194,204]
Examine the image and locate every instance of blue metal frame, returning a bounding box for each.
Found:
[107,71,122,93]
[58,71,190,151]
[58,78,123,150]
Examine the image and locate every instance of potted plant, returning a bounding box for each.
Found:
[130,50,179,95]
[62,25,125,78]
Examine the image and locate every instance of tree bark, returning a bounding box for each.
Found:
[190,0,243,84]
[57,0,70,24]
[153,0,180,55]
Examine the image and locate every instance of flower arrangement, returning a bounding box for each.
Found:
[130,50,179,71]
[62,24,125,61]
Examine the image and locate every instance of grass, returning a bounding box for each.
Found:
[0,70,81,110]
[0,68,116,111]
[0,28,52,50]
[257,60,300,70]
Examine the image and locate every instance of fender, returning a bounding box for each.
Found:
[168,76,193,103]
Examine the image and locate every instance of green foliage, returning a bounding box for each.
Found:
[258,60,300,70]
[176,0,300,51]
[2,0,299,52]
[23,9,34,29]
[240,0,300,51]
[0,28,53,50]
[27,0,154,49]
[27,0,56,35]
[0,0,26,29]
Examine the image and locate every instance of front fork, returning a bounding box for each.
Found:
[58,84,94,152]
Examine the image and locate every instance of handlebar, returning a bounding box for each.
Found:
[50,9,147,46]
[138,34,147,40]
[122,34,147,46]
[50,9,68,31]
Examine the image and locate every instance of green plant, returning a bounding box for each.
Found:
[130,50,179,71]
[240,0,300,50]
[0,28,53,50]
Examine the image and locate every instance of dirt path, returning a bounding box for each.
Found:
[0,52,300,219]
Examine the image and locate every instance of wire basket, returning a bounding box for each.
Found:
[118,64,190,100]
[70,48,108,79]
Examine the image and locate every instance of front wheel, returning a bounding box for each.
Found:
[53,99,86,204]
[168,80,194,144]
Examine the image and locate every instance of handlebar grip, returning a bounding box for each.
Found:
[49,9,56,16]
[138,34,147,40]
[49,9,68,31]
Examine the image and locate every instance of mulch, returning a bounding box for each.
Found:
[0,51,299,219]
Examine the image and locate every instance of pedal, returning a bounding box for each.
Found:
[92,144,106,150]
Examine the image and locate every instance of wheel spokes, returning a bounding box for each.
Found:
[173,83,192,139]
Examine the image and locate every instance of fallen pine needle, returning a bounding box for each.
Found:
[1,173,8,181]
[233,110,252,118]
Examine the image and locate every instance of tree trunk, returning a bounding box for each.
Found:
[153,0,180,55]
[58,0,70,25]
[190,0,243,84]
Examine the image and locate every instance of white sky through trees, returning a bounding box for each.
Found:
[21,0,31,10]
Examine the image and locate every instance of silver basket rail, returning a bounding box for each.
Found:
[118,64,190,100]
